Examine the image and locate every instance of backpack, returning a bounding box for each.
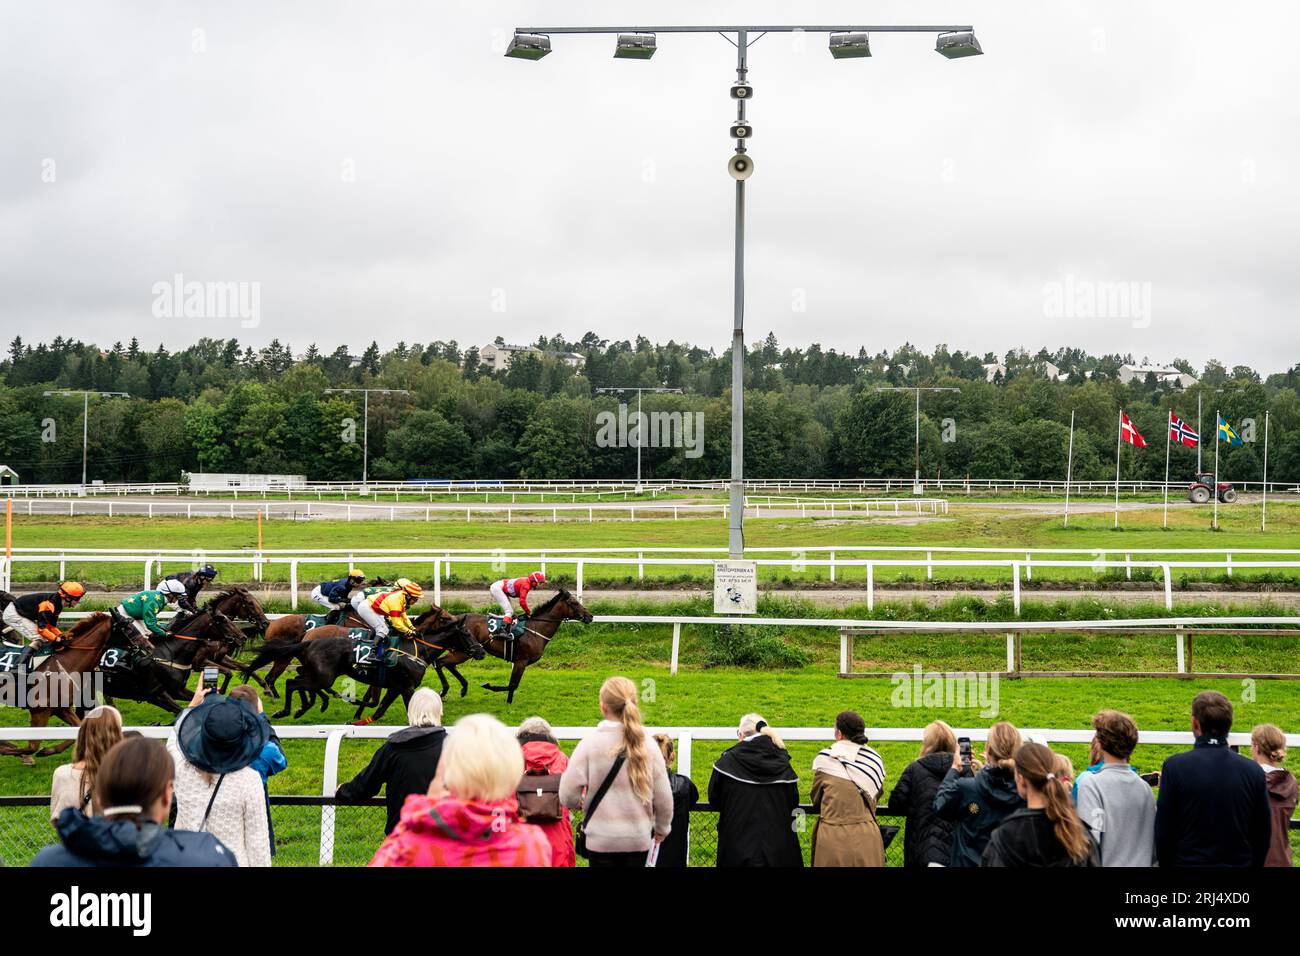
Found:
[516,769,563,824]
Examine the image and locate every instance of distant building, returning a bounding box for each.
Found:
[184,473,307,492]
[1118,364,1197,388]
[983,362,1005,382]
[984,360,1065,383]
[478,343,585,373]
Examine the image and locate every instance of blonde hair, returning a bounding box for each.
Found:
[920,720,957,757]
[1252,724,1287,765]
[407,688,443,728]
[76,706,124,811]
[653,733,674,765]
[985,722,1022,770]
[600,676,653,805]
[440,714,524,802]
[738,712,786,750]
[1053,751,1075,782]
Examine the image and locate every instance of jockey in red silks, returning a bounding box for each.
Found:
[489,572,545,627]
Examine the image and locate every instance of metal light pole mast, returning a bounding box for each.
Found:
[596,385,683,490]
[505,23,982,554]
[43,390,130,487]
[875,385,961,487]
[324,388,411,488]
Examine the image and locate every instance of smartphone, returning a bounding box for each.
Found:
[958,737,972,770]
[201,667,220,692]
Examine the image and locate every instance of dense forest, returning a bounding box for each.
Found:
[2,334,1298,485]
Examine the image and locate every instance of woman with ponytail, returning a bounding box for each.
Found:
[933,721,1025,866]
[810,711,886,866]
[1251,724,1296,867]
[708,713,803,867]
[559,676,672,867]
[982,742,1098,866]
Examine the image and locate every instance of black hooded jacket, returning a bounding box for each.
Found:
[889,751,958,867]
[708,735,803,867]
[336,726,446,834]
[933,764,1025,867]
[981,808,1100,867]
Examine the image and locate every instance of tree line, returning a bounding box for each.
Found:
[2,334,1298,484]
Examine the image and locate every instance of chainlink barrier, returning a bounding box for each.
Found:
[0,795,909,867]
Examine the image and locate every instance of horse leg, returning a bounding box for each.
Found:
[482,660,528,704]
[447,664,469,697]
[363,685,405,724]
[433,662,451,697]
[35,707,83,757]
[272,679,295,719]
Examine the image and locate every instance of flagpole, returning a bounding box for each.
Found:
[1063,410,1075,529]
[1261,409,1269,532]
[1212,410,1220,531]
[1114,409,1123,529]
[1163,409,1171,529]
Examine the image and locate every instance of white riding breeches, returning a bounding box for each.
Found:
[489,580,514,617]
[353,600,388,639]
[309,586,336,611]
[2,604,40,643]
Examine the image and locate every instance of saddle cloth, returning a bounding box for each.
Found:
[486,615,526,638]
[0,640,50,673]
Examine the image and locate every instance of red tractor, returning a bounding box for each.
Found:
[1188,473,1237,504]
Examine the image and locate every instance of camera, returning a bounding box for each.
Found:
[202,666,220,692]
[730,82,752,100]
[958,736,972,770]
[730,121,752,139]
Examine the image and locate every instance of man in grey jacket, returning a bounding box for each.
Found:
[1075,710,1157,866]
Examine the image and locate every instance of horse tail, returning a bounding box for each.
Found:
[246,640,310,670]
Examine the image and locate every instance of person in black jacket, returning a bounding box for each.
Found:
[982,742,1099,867]
[933,721,1025,867]
[1154,691,1272,867]
[708,714,803,867]
[653,734,699,867]
[335,688,446,834]
[888,720,959,867]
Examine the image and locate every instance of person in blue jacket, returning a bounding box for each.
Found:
[309,568,367,625]
[31,736,236,867]
[230,685,287,858]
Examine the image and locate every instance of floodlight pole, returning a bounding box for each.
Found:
[596,385,684,490]
[43,390,129,487]
[510,23,978,556]
[875,386,961,486]
[324,388,412,488]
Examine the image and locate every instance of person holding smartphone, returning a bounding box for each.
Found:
[932,722,1025,867]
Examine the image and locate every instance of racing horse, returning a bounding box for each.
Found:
[432,589,593,704]
[253,613,483,723]
[0,614,153,764]
[99,609,255,716]
[185,587,272,691]
[248,605,463,699]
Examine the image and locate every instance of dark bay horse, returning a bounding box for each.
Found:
[185,587,271,690]
[254,614,482,723]
[433,590,593,704]
[0,614,152,764]
[249,606,463,699]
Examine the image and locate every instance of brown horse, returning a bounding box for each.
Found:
[0,613,153,764]
[183,587,271,690]
[251,605,462,699]
[433,590,593,704]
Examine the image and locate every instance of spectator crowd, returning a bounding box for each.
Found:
[24,682,1296,869]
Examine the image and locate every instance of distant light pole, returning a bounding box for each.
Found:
[596,386,683,491]
[875,386,961,489]
[506,22,984,556]
[324,388,411,489]
[43,390,130,487]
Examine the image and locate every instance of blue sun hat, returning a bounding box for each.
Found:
[177,694,269,775]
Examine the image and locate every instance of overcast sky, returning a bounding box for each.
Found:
[3,1,1297,372]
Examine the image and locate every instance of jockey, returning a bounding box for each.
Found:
[489,571,545,629]
[8,582,87,670]
[159,564,218,630]
[310,568,366,624]
[113,588,176,643]
[354,578,422,661]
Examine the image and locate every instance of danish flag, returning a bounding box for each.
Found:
[1168,413,1199,448]
[1120,411,1147,448]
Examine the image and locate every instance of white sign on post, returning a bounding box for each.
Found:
[713,560,757,614]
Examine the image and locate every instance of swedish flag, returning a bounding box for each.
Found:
[1217,415,1243,446]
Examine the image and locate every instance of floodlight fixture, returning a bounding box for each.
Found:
[506,33,552,60]
[936,31,982,58]
[614,33,656,59]
[829,32,872,59]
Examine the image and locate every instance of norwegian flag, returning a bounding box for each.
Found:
[1169,413,1199,448]
[1120,411,1148,448]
